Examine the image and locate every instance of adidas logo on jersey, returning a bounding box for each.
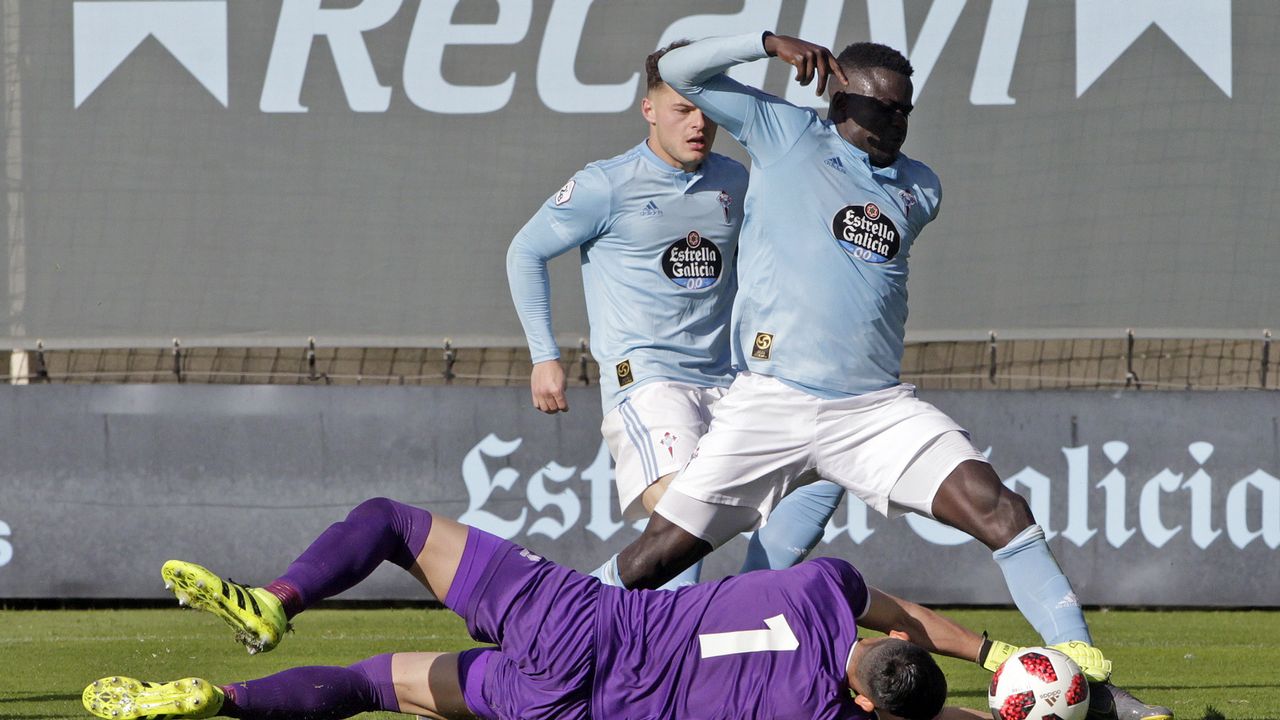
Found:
[824,157,846,173]
[640,200,663,217]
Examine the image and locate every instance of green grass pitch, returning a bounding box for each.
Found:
[2,606,1277,719]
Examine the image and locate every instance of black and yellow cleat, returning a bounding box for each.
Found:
[83,676,223,720]
[162,560,288,654]
[1087,681,1173,720]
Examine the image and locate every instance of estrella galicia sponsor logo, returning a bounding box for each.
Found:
[662,231,721,289]
[832,202,900,263]
[615,359,634,387]
[751,332,773,360]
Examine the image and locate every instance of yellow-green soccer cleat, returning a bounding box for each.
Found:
[83,676,223,720]
[162,560,288,654]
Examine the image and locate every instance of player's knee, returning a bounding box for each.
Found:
[986,489,1034,548]
[348,496,399,524]
[347,654,397,708]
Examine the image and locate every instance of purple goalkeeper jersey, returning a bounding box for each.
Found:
[454,533,875,720]
[592,557,873,719]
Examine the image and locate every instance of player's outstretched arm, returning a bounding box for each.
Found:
[761,33,848,97]
[657,32,776,138]
[659,33,842,164]
[860,587,985,663]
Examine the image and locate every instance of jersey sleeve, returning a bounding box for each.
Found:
[812,557,872,619]
[506,166,612,363]
[658,32,818,167]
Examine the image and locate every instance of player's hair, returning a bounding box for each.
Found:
[836,42,914,78]
[646,40,693,91]
[855,638,947,720]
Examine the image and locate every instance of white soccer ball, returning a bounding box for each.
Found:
[988,647,1090,720]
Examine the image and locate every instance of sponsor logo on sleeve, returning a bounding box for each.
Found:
[831,201,901,263]
[554,179,575,206]
[662,231,722,289]
[615,359,634,387]
[751,332,773,360]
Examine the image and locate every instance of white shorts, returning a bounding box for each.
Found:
[658,372,988,544]
[600,381,728,522]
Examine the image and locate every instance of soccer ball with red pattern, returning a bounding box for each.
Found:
[987,647,1090,720]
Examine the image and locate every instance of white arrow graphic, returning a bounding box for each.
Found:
[73,0,228,107]
[698,614,800,659]
[1076,0,1232,98]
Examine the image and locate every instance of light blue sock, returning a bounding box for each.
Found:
[590,552,702,590]
[740,480,845,572]
[992,524,1092,645]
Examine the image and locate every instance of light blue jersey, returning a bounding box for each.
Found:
[507,141,748,412]
[660,34,941,397]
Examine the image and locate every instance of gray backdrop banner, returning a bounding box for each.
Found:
[0,385,1276,605]
[3,1,1277,348]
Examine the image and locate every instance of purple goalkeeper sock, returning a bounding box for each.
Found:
[267,498,432,617]
[220,654,399,720]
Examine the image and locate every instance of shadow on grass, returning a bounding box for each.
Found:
[0,694,81,703]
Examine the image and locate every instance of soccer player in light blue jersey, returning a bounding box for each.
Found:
[506,42,845,585]
[596,33,1171,720]
[85,498,996,720]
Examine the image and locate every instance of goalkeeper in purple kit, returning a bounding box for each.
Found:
[84,498,1013,720]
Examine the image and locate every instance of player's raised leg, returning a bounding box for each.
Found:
[163,497,468,653]
[82,652,475,720]
[924,443,1172,720]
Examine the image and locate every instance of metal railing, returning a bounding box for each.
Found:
[5,332,1275,390]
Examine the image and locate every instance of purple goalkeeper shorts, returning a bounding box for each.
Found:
[446,528,600,720]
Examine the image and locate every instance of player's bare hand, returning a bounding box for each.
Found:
[530,360,568,414]
[763,33,847,96]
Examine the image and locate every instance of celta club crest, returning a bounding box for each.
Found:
[898,188,917,216]
[554,179,575,205]
[659,432,678,458]
[718,190,732,224]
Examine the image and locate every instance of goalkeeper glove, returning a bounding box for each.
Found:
[977,633,1019,673]
[977,634,1113,683]
[1049,640,1112,682]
